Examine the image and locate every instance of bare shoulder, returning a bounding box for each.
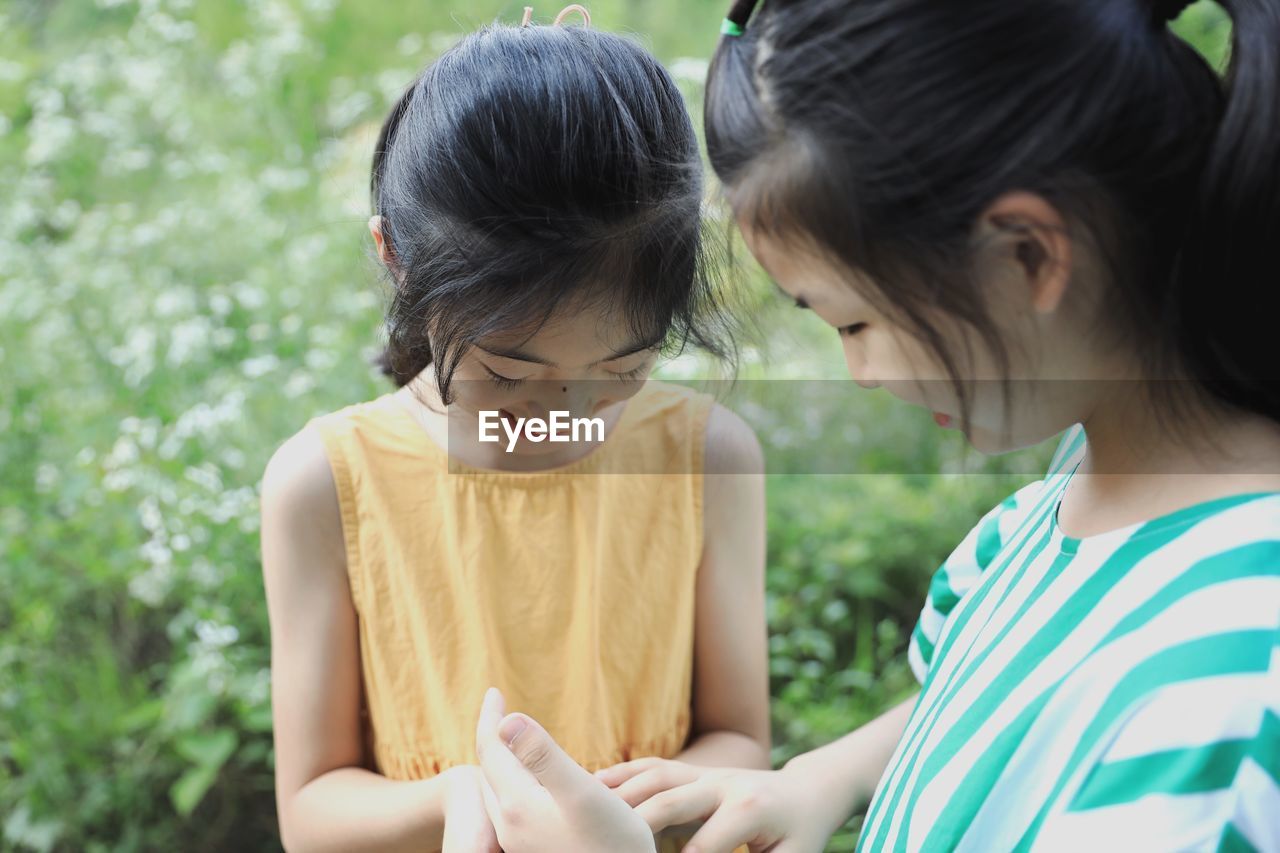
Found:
[260,425,346,579]
[703,401,765,477]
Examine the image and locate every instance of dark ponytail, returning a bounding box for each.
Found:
[707,0,1280,425]
[1174,0,1280,420]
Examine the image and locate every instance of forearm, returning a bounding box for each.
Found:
[782,692,918,823]
[675,728,771,770]
[281,766,449,852]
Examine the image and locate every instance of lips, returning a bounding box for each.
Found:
[933,411,953,428]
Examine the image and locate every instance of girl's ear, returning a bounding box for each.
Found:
[368,215,400,276]
[978,191,1073,315]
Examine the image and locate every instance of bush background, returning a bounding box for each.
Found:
[0,0,1230,849]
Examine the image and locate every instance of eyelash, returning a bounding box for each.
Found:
[482,363,648,387]
[482,365,524,390]
[787,292,866,338]
[609,364,648,383]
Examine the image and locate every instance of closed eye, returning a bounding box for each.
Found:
[608,364,649,383]
[839,323,868,337]
[482,364,525,390]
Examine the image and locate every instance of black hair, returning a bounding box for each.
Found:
[370,21,733,399]
[707,0,1280,424]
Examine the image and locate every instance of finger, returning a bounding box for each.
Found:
[474,686,506,763]
[497,711,596,800]
[441,790,501,853]
[475,687,542,804]
[634,780,723,834]
[764,842,809,853]
[682,805,766,853]
[595,757,662,787]
[476,774,506,840]
[615,768,681,808]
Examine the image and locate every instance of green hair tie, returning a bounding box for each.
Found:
[720,18,744,36]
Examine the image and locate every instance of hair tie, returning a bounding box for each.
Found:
[521,4,591,28]
[721,0,759,37]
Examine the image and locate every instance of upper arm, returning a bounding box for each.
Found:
[691,403,771,758]
[907,477,1045,684]
[259,426,365,822]
[909,425,1083,684]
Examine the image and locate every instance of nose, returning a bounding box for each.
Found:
[525,381,601,423]
[842,339,880,389]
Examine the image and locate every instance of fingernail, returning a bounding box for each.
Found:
[499,714,527,747]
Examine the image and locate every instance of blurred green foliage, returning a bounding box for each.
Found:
[0,0,1230,849]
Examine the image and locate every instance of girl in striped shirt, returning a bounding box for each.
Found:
[466,0,1280,850]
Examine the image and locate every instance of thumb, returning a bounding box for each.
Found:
[499,713,592,799]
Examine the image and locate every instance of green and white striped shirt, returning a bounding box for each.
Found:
[858,426,1280,852]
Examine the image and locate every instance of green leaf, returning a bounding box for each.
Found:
[175,727,238,769]
[169,763,219,818]
[117,698,163,733]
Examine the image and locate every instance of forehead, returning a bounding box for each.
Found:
[738,219,871,309]
[478,301,653,365]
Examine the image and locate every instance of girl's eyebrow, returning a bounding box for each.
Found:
[475,336,663,369]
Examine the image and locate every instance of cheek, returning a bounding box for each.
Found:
[963,383,1082,452]
[852,329,943,388]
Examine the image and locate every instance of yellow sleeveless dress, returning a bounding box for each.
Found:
[309,380,734,852]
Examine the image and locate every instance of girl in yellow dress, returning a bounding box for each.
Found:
[260,9,769,851]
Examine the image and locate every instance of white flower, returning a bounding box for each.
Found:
[669,57,710,85]
[397,33,424,56]
[50,199,81,230]
[0,58,25,82]
[304,348,337,372]
[300,0,337,18]
[232,280,267,310]
[327,89,373,132]
[128,562,172,606]
[35,464,59,493]
[283,370,315,398]
[208,293,233,317]
[195,620,239,648]
[23,114,77,166]
[138,496,164,533]
[166,316,213,367]
[185,464,223,492]
[259,166,310,193]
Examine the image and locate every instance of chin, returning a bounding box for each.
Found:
[505,439,566,457]
[964,419,1062,457]
[962,423,1025,456]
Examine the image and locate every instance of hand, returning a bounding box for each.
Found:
[473,687,656,853]
[439,765,501,853]
[635,761,847,853]
[595,757,714,808]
